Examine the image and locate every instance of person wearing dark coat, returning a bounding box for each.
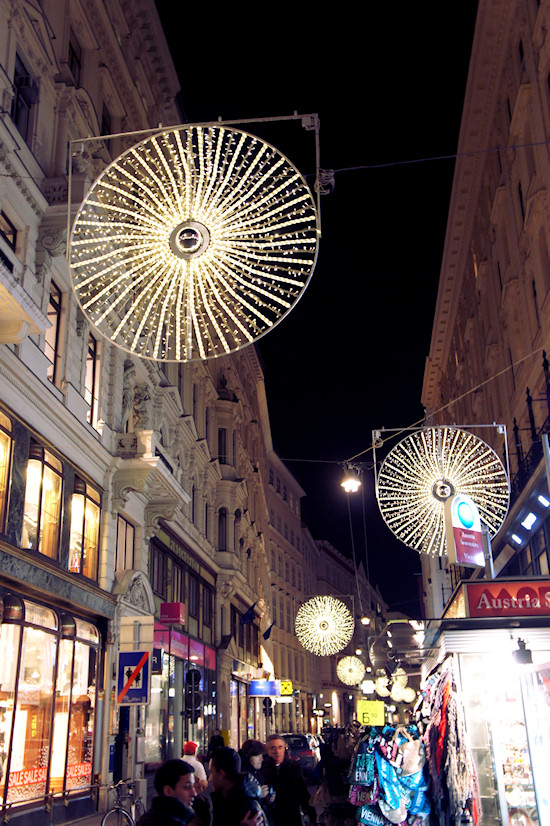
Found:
[207,728,225,759]
[210,746,266,826]
[262,735,316,826]
[137,759,197,826]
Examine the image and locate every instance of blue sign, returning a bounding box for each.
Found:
[249,679,278,697]
[117,651,150,705]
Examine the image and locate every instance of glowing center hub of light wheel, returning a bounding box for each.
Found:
[169,220,210,260]
[319,620,329,631]
[432,478,455,502]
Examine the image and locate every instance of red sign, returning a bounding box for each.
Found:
[9,767,47,787]
[466,580,550,618]
[160,602,186,624]
[66,762,92,780]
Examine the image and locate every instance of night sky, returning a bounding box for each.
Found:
[155,2,479,615]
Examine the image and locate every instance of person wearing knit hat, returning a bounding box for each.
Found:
[182,742,208,792]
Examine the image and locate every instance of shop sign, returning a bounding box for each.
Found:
[466,580,550,618]
[66,762,92,780]
[280,680,293,695]
[313,709,325,716]
[160,602,186,624]
[154,626,189,660]
[249,679,278,696]
[356,699,385,726]
[445,494,485,568]
[117,650,150,704]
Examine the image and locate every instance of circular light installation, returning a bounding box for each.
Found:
[337,656,366,686]
[376,427,509,556]
[69,126,319,361]
[295,596,354,656]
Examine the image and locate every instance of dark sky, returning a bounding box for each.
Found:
[155,2,479,615]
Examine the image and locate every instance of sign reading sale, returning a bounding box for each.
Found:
[444,494,485,568]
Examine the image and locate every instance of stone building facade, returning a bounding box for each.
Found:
[421,0,550,616]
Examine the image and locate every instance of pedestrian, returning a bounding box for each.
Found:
[262,735,316,826]
[183,741,208,792]
[240,740,273,808]
[210,746,266,826]
[137,759,197,826]
[207,728,225,759]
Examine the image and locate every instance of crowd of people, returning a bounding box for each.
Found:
[137,734,318,826]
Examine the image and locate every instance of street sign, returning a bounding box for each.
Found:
[117,651,150,705]
[356,699,385,726]
[250,679,279,697]
[279,680,293,696]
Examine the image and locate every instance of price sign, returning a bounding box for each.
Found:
[356,699,385,726]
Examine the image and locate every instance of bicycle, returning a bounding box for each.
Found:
[101,778,146,826]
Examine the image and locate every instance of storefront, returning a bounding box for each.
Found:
[229,661,266,747]
[144,622,217,766]
[424,578,550,826]
[0,593,101,823]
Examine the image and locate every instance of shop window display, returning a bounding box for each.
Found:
[0,597,99,808]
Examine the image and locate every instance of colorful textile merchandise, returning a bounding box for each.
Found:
[422,663,481,826]
[348,726,430,826]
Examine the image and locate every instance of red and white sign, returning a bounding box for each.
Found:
[445,494,485,568]
[9,767,47,788]
[466,580,550,618]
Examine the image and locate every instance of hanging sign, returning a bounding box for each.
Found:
[117,651,150,705]
[444,493,485,567]
[249,680,279,697]
[279,680,293,696]
[356,699,385,726]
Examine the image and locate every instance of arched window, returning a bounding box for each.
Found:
[218,507,228,550]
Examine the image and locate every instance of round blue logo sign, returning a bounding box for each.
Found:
[457,500,475,529]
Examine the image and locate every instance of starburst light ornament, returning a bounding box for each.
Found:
[295,596,354,656]
[337,656,366,685]
[70,125,319,361]
[376,426,509,556]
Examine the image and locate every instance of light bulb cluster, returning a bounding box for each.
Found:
[70,126,319,361]
[374,666,416,704]
[295,596,354,656]
[377,427,509,556]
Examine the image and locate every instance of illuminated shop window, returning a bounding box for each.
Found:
[0,412,13,532]
[22,442,63,559]
[0,597,98,805]
[69,477,100,579]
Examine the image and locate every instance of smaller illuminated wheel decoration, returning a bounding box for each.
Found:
[69,126,319,361]
[376,427,509,556]
[337,656,366,686]
[295,596,354,656]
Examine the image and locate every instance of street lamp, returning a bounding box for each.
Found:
[341,464,361,493]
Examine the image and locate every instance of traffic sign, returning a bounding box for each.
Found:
[117,651,150,705]
[280,680,293,696]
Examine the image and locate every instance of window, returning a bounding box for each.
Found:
[218,428,228,463]
[100,103,111,149]
[0,412,12,532]
[203,587,212,628]
[189,575,199,618]
[116,514,135,571]
[150,544,167,598]
[171,562,184,602]
[0,210,16,251]
[22,442,63,559]
[218,507,228,550]
[85,333,98,424]
[45,280,61,383]
[234,509,241,551]
[68,477,100,579]
[11,54,38,143]
[68,29,82,85]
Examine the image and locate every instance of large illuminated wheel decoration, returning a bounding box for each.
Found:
[377,427,509,556]
[337,656,366,685]
[69,126,319,361]
[295,596,354,656]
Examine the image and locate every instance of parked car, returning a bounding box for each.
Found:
[281,733,320,777]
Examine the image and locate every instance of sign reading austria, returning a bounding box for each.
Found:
[444,494,485,568]
[466,580,550,618]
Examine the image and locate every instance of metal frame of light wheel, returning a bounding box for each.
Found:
[336,655,366,685]
[69,125,319,362]
[376,426,510,556]
[295,596,354,656]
